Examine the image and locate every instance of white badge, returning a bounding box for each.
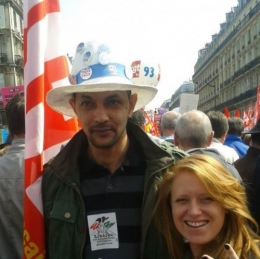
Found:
[87,212,119,251]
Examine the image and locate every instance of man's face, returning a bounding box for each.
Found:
[69,91,137,149]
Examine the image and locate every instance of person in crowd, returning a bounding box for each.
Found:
[174,110,241,181]
[160,111,181,143]
[234,119,260,215]
[224,117,249,157]
[0,133,12,157]
[41,41,187,259]
[129,109,164,145]
[153,154,260,259]
[207,111,239,163]
[250,155,260,228]
[242,133,252,146]
[0,93,25,259]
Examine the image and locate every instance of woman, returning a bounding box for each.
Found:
[153,154,260,259]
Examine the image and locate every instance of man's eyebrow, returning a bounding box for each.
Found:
[105,94,120,100]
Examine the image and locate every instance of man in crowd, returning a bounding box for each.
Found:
[207,111,239,163]
[0,93,25,259]
[174,110,241,181]
[234,119,260,204]
[160,110,181,143]
[224,117,249,157]
[42,41,187,259]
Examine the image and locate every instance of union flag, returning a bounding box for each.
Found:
[23,0,78,258]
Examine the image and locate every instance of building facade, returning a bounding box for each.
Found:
[193,0,260,116]
[169,80,194,110]
[0,0,23,127]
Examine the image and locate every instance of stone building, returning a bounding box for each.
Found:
[193,0,260,116]
[0,0,23,126]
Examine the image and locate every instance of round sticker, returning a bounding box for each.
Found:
[76,42,85,53]
[83,51,92,64]
[80,67,92,80]
[98,44,110,53]
[99,52,110,65]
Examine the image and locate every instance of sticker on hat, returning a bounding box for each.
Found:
[131,60,160,87]
[76,42,85,54]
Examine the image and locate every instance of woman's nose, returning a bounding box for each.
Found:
[188,201,202,216]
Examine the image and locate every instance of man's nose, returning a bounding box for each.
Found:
[93,106,109,123]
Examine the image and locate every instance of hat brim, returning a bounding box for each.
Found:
[46,82,158,117]
[242,129,260,134]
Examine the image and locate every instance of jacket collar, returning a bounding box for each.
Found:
[48,122,176,182]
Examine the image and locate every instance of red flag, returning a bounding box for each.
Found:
[254,86,260,126]
[243,110,250,129]
[143,111,160,137]
[247,102,254,129]
[235,109,241,118]
[23,1,78,258]
[224,106,230,118]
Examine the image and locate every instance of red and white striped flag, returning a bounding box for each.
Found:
[23,0,78,258]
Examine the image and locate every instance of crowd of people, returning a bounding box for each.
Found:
[0,40,260,258]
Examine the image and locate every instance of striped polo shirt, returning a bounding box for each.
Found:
[79,134,146,259]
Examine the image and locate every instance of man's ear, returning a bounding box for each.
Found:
[128,93,138,117]
[69,98,77,116]
[207,131,214,146]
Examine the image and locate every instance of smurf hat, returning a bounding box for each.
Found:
[46,41,160,117]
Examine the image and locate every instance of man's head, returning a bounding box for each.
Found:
[129,109,146,127]
[207,111,228,143]
[45,41,161,150]
[46,41,160,118]
[242,119,260,148]
[5,92,25,139]
[174,110,213,151]
[227,117,244,136]
[69,91,137,149]
[160,111,181,137]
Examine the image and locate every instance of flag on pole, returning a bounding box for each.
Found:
[23,1,78,258]
[235,109,241,118]
[224,106,230,119]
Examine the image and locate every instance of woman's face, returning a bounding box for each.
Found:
[171,170,226,250]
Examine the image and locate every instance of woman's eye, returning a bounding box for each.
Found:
[175,198,188,203]
[202,197,213,202]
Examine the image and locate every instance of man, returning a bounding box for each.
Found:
[0,93,25,259]
[207,111,239,163]
[224,117,249,157]
[174,110,241,181]
[42,41,187,259]
[160,110,181,143]
[234,119,260,204]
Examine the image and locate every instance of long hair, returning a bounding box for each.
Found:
[153,154,260,259]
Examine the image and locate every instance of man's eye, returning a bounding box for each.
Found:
[108,100,120,105]
[81,101,93,107]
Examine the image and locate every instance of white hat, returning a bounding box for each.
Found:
[46,41,160,117]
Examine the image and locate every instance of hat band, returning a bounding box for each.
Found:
[75,63,129,84]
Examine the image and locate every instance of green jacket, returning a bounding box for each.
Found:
[42,122,187,259]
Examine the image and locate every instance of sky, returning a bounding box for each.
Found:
[59,0,238,109]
